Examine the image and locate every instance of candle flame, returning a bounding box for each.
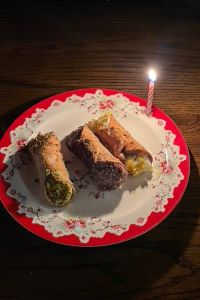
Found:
[148,69,157,82]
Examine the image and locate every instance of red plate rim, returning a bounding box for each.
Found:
[0,88,190,247]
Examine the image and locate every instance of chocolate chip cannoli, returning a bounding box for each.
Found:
[66,125,128,190]
[28,132,74,206]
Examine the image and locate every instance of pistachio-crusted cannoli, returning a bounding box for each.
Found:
[66,125,128,190]
[88,113,153,176]
[28,132,74,206]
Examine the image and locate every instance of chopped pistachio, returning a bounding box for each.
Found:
[45,171,73,206]
[28,132,54,153]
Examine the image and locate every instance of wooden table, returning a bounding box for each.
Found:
[0,1,199,299]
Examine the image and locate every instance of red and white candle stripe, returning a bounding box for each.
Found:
[146,69,157,116]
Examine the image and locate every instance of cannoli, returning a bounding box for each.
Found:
[88,113,153,176]
[28,132,74,206]
[66,125,128,190]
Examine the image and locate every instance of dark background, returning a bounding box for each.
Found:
[0,1,200,299]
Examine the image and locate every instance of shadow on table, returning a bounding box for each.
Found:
[0,150,199,299]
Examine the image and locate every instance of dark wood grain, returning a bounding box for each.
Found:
[0,1,199,299]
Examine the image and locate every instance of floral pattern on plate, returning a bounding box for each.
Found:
[0,90,186,243]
